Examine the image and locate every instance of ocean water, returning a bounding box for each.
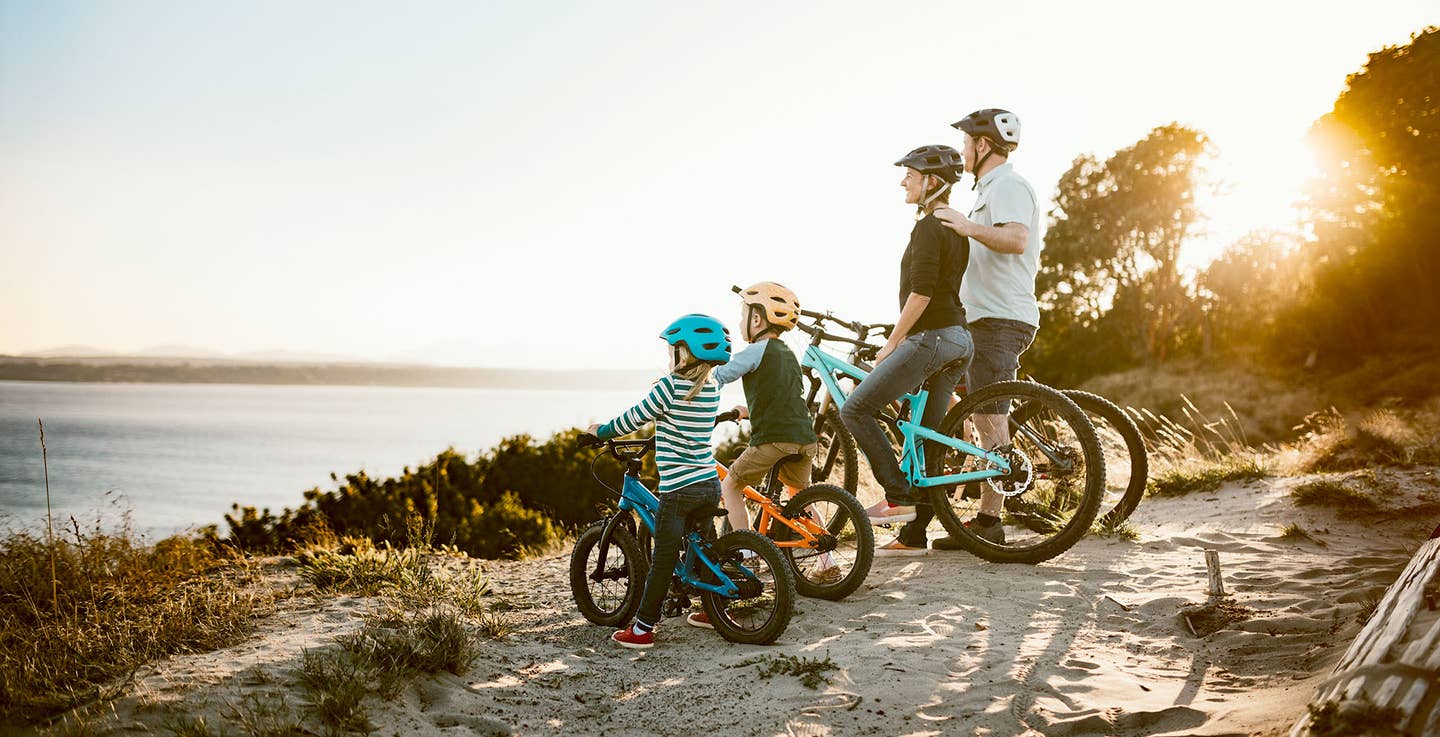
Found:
[0,380,695,536]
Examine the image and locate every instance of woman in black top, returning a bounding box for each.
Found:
[839,145,974,555]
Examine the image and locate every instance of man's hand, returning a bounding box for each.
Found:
[732,404,749,420]
[933,207,975,237]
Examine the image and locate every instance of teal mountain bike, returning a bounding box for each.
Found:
[794,314,1107,564]
[798,310,1147,531]
[569,430,795,645]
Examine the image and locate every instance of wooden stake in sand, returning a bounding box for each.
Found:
[1205,549,1227,600]
[39,419,58,612]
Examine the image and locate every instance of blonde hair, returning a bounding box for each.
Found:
[670,345,715,401]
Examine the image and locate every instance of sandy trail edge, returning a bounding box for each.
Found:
[32,468,1440,737]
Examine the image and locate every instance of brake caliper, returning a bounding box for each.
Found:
[985,443,1034,498]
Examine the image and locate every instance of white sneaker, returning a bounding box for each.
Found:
[868,503,916,525]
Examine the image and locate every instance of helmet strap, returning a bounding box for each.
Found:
[916,176,952,218]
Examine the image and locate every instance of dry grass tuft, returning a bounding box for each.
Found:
[1146,454,1270,498]
[1291,475,1384,512]
[0,518,269,724]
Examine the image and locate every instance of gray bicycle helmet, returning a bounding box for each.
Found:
[893,144,965,184]
[952,108,1021,149]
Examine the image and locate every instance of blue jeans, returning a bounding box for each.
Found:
[635,478,722,628]
[840,325,973,506]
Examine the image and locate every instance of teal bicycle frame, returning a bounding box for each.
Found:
[801,344,1013,488]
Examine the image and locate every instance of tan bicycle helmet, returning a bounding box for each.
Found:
[738,281,801,331]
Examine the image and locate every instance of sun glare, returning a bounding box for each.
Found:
[1184,137,1322,272]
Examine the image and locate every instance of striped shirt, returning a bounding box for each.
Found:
[596,374,720,493]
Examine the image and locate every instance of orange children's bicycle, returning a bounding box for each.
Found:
[714,414,873,601]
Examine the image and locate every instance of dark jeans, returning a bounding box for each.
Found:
[635,477,722,628]
[840,325,973,509]
[898,317,1037,546]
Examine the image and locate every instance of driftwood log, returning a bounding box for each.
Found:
[1290,526,1440,736]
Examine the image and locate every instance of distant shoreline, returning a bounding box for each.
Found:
[0,357,653,391]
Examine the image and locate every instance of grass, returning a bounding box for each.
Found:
[736,654,839,690]
[0,517,270,724]
[294,538,429,596]
[1292,477,1382,512]
[297,649,371,736]
[1355,589,1386,626]
[1288,405,1440,473]
[1091,515,1140,541]
[225,693,307,737]
[1279,522,1327,546]
[1146,454,1270,498]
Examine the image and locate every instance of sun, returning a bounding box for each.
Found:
[1184,137,1321,272]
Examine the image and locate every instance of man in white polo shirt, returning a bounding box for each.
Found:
[929,107,1041,549]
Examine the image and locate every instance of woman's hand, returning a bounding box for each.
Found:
[875,339,899,365]
[732,404,749,420]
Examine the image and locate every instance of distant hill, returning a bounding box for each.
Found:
[0,356,653,391]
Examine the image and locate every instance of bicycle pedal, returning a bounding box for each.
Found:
[661,596,691,618]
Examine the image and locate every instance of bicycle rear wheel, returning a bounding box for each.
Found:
[699,531,795,645]
[925,381,1105,564]
[770,483,873,600]
[569,520,647,627]
[1015,390,1148,529]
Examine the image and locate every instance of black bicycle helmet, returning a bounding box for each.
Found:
[952,108,1021,149]
[893,144,965,184]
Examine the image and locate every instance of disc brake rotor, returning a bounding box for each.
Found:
[984,444,1034,498]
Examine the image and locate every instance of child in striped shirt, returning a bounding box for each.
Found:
[587,314,731,649]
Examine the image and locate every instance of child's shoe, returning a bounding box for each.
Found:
[875,538,928,557]
[686,611,714,629]
[867,502,916,524]
[612,628,654,649]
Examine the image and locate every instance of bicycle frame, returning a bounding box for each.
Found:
[594,465,743,598]
[800,344,1013,487]
[714,464,830,548]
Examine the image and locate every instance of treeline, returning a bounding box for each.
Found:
[0,358,651,390]
[1026,28,1440,390]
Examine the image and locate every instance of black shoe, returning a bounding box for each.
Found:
[931,535,964,551]
[965,517,1006,545]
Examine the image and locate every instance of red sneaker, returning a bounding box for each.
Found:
[611,628,654,649]
[686,611,713,629]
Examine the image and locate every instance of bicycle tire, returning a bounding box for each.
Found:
[1061,390,1147,527]
[771,483,874,600]
[699,531,795,645]
[811,406,858,493]
[926,380,1105,564]
[569,520,647,627]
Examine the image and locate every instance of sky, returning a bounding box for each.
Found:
[2,1,1435,369]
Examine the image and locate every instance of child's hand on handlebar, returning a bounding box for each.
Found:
[732,404,749,420]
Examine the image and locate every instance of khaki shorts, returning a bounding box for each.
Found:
[728,442,818,490]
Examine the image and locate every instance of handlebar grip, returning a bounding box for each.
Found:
[578,432,603,448]
[798,308,826,320]
[714,409,741,425]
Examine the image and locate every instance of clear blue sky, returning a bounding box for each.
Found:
[2,1,1434,368]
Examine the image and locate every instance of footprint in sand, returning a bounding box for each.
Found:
[430,713,512,737]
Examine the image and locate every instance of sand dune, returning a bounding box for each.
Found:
[58,469,1438,737]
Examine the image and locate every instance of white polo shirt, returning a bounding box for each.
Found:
[959,162,1042,328]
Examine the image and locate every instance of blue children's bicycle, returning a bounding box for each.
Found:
[569,426,796,645]
[794,313,1107,564]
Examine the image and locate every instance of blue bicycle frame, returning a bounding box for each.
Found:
[612,471,745,599]
[802,344,1013,487]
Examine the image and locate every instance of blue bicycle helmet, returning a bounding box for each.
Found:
[659,314,732,364]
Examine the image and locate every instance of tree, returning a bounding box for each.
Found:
[1295,26,1440,360]
[1028,124,1214,385]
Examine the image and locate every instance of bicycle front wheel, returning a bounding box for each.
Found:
[810,406,858,492]
[699,531,795,645]
[569,520,647,627]
[926,381,1105,564]
[771,483,873,600]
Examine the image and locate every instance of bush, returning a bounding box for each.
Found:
[226,427,654,559]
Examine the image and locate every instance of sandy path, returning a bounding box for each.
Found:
[67,469,1439,737]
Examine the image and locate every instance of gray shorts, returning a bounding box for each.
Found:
[965,318,1038,392]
